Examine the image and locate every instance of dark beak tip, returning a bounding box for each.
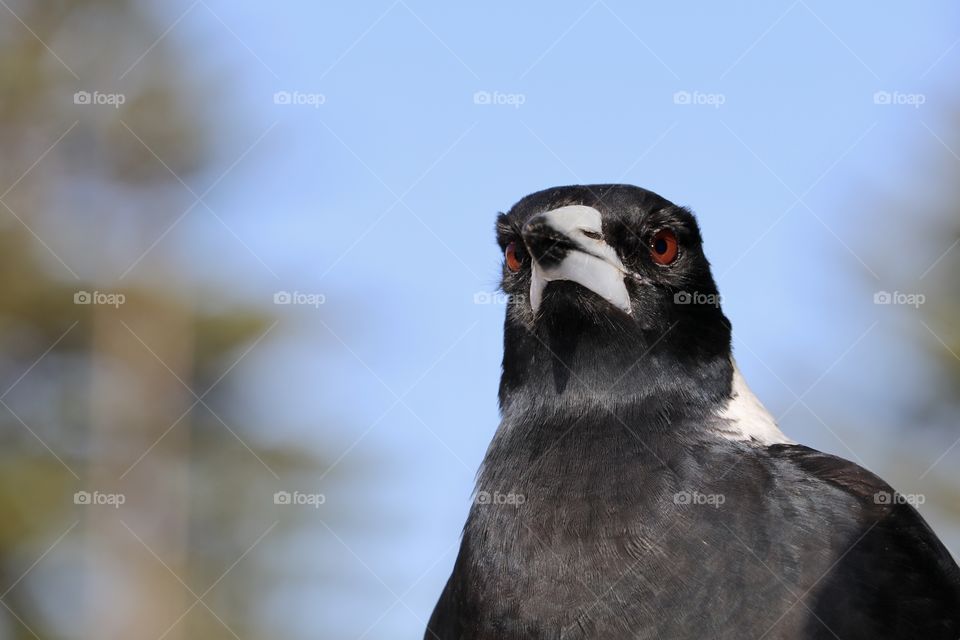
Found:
[521,217,548,240]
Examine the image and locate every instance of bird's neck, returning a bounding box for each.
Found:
[498,315,733,422]
[481,356,734,519]
[476,318,737,545]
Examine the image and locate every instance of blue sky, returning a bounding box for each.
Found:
[143,1,960,636]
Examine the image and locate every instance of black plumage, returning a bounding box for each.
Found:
[426,184,960,639]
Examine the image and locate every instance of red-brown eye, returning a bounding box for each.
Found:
[650,228,679,265]
[505,241,523,272]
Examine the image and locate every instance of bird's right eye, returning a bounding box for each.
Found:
[505,241,524,272]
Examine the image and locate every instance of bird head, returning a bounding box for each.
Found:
[495,184,733,415]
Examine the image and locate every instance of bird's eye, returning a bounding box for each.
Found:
[650,228,679,265]
[505,241,524,272]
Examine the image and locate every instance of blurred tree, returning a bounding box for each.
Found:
[910,115,960,423]
[862,112,960,425]
[856,109,960,547]
[0,2,349,639]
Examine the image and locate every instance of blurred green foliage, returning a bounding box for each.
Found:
[0,2,347,638]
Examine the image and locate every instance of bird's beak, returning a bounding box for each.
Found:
[522,205,632,315]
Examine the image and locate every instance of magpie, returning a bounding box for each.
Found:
[426,184,960,639]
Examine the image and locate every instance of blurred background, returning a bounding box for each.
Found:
[0,1,958,638]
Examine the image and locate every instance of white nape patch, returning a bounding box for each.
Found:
[528,205,632,314]
[716,361,793,445]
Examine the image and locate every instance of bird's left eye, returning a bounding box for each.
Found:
[650,228,679,265]
[505,241,524,272]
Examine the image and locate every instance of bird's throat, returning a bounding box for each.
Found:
[498,316,733,425]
